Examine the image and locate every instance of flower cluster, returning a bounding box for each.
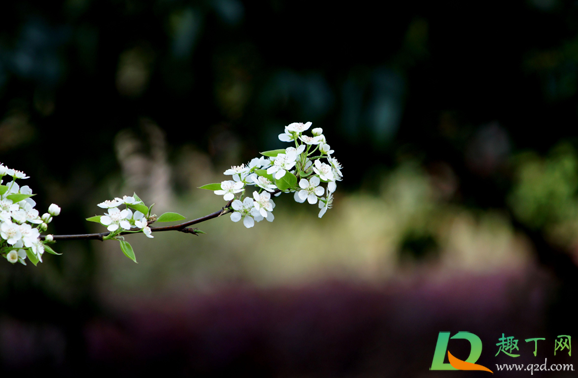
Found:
[88,194,187,263]
[202,122,342,228]
[0,163,60,265]
[89,194,155,240]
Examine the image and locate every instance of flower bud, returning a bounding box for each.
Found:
[45,234,53,242]
[48,204,61,216]
[312,128,323,136]
[41,213,52,223]
[320,143,333,155]
[39,223,48,232]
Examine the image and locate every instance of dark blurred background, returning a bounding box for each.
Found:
[1,0,578,376]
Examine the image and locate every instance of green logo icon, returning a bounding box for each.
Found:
[431,332,493,373]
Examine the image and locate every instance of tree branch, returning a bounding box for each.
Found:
[42,200,234,241]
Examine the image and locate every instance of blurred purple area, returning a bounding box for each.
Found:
[2,266,558,376]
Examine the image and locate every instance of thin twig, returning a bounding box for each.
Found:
[43,200,234,241]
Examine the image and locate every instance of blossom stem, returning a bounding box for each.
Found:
[41,200,235,241]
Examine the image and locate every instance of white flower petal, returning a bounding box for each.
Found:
[328,181,337,193]
[232,200,243,211]
[231,212,242,222]
[294,191,306,203]
[243,216,255,228]
[310,176,320,187]
[307,194,318,204]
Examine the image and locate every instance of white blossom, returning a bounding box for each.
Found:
[133,211,147,229]
[299,135,323,145]
[97,198,124,209]
[328,156,343,179]
[230,197,260,228]
[6,250,18,263]
[278,127,297,143]
[100,207,132,232]
[252,175,276,192]
[267,153,297,180]
[13,170,29,179]
[214,180,244,201]
[248,156,270,169]
[0,199,18,213]
[1,222,21,245]
[143,226,153,238]
[252,191,275,220]
[286,145,306,156]
[313,160,335,182]
[296,176,324,204]
[122,195,140,205]
[286,122,312,133]
[318,193,333,218]
[224,164,250,176]
[19,223,40,248]
[30,239,44,261]
[11,209,27,223]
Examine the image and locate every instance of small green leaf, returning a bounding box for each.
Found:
[157,212,186,222]
[43,245,61,255]
[127,203,149,215]
[0,185,8,196]
[86,216,102,223]
[260,149,286,157]
[255,169,275,182]
[6,193,34,203]
[132,192,143,203]
[194,228,206,234]
[199,183,222,190]
[25,249,39,266]
[119,240,137,263]
[275,172,298,191]
[148,203,155,216]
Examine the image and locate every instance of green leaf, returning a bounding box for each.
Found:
[86,216,102,223]
[119,240,137,263]
[260,149,286,157]
[127,203,149,215]
[275,171,298,191]
[132,192,143,203]
[198,183,222,190]
[6,193,34,203]
[0,185,8,196]
[194,228,206,234]
[25,249,39,266]
[255,169,275,182]
[43,245,61,255]
[157,212,186,222]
